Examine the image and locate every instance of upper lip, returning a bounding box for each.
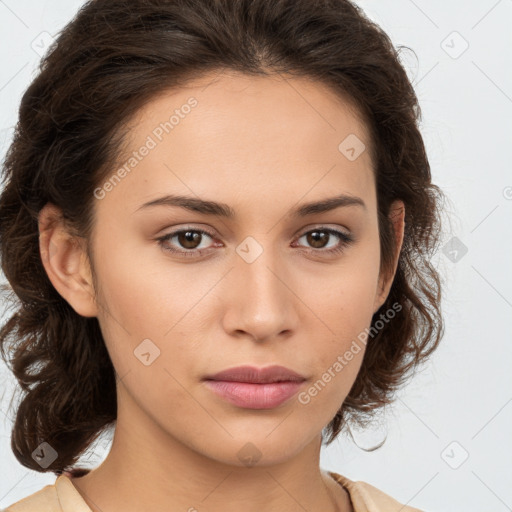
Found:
[204,365,306,384]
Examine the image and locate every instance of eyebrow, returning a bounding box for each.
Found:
[134,193,366,217]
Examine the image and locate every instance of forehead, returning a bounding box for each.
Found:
[94,70,375,220]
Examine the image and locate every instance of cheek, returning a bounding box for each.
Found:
[91,237,213,395]
[92,253,202,422]
[298,244,380,407]
[308,242,381,336]
[93,233,194,334]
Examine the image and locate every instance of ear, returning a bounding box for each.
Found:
[38,202,98,318]
[373,199,405,313]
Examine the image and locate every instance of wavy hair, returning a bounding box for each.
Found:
[0,0,445,474]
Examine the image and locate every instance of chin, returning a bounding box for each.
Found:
[197,431,313,469]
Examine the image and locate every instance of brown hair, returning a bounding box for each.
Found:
[0,0,445,474]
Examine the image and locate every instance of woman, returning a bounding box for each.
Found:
[0,0,444,510]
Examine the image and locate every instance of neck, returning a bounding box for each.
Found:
[70,386,353,512]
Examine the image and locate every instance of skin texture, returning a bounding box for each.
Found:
[38,70,405,512]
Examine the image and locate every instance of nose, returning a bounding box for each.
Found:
[220,245,299,343]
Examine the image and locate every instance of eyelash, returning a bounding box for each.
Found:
[155,226,355,259]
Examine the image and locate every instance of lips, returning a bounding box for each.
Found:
[203,364,306,384]
[202,365,307,409]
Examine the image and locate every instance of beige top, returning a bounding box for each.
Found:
[3,471,424,512]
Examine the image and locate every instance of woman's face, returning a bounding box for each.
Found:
[53,70,403,467]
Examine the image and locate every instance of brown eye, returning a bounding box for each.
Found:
[156,228,217,258]
[306,230,330,249]
[176,230,203,249]
[295,228,354,256]
[156,226,354,260]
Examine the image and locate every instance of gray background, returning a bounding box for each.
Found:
[1,1,511,511]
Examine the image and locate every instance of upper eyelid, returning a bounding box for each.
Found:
[162,223,351,238]
[160,224,353,246]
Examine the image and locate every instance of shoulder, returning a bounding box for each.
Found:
[2,472,92,512]
[2,480,60,512]
[328,471,425,512]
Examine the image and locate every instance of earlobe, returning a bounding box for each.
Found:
[373,200,405,313]
[38,203,98,318]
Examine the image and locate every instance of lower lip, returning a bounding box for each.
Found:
[203,380,304,409]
